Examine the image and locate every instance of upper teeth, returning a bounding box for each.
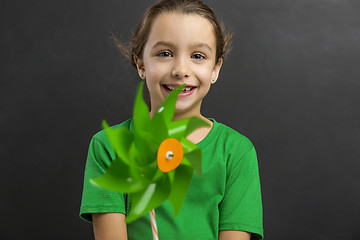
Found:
[166,85,193,91]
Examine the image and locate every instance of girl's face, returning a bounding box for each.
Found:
[135,13,222,120]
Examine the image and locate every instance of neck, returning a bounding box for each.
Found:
[186,117,213,144]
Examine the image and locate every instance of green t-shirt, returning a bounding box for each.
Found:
[80,118,263,239]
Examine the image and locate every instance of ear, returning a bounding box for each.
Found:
[134,55,146,80]
[211,58,223,84]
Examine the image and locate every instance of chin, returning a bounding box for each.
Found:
[174,102,201,117]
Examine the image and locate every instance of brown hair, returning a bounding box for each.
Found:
[113,0,232,67]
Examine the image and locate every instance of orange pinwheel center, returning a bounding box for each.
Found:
[157,138,184,172]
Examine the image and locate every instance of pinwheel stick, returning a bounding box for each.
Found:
[150,209,159,240]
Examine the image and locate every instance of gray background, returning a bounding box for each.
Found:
[1,0,360,239]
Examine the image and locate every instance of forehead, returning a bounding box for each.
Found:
[146,13,216,49]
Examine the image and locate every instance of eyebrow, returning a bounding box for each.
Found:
[194,43,212,51]
[151,41,175,49]
[151,41,212,51]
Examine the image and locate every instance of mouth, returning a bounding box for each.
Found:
[162,84,197,93]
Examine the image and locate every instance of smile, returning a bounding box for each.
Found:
[162,84,197,97]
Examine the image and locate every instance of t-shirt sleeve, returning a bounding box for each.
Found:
[79,135,127,223]
[219,139,263,240]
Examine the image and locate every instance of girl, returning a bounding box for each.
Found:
[80,0,263,239]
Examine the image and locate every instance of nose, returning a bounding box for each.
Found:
[171,57,190,79]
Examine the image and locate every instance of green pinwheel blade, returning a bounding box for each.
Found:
[131,130,159,167]
[152,84,186,123]
[90,157,149,193]
[151,168,166,183]
[167,116,210,139]
[133,81,150,134]
[167,164,193,217]
[126,174,171,223]
[167,120,187,139]
[181,138,202,177]
[128,142,150,167]
[128,142,158,179]
[133,82,160,157]
[102,120,133,165]
[132,81,160,163]
[133,133,156,163]
[149,113,169,142]
[184,117,211,136]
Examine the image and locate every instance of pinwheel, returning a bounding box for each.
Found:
[91,82,209,226]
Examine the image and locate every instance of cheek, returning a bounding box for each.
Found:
[194,66,214,82]
[146,62,168,79]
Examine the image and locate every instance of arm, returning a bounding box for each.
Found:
[92,213,128,240]
[218,140,263,239]
[219,230,251,240]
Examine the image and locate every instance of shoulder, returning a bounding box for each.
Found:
[87,118,133,169]
[212,120,255,154]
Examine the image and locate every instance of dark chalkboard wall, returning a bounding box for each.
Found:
[1,0,359,239]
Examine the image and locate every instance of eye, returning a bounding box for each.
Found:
[191,53,206,60]
[157,51,173,57]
